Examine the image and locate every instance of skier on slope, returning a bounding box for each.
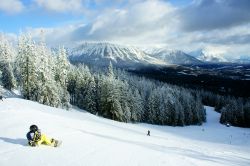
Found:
[147,130,150,136]
[26,125,60,147]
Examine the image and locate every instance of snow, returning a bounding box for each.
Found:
[0,98,250,166]
[69,42,167,66]
[144,47,203,65]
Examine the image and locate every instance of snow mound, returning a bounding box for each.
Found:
[0,98,249,166]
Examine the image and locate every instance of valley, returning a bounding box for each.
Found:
[68,42,250,98]
[129,64,250,98]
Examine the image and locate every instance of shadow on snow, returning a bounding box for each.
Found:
[0,137,27,146]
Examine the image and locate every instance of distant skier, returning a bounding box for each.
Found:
[147,130,150,136]
[26,125,61,147]
[0,95,3,101]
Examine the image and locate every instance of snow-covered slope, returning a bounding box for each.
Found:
[69,43,166,67]
[145,48,203,65]
[0,98,250,166]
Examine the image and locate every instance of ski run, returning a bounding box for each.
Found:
[0,98,250,166]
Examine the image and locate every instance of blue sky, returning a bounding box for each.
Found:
[0,0,250,58]
[0,0,86,33]
[0,11,79,33]
[0,0,192,33]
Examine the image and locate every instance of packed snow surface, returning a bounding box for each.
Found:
[0,98,250,166]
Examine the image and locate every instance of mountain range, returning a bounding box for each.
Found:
[69,42,250,67]
[69,43,166,67]
[144,48,203,65]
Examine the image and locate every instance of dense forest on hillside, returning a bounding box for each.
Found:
[129,65,250,98]
[0,34,249,127]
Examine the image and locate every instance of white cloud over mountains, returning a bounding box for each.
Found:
[179,0,250,31]
[71,0,176,42]
[65,0,250,58]
[1,0,250,58]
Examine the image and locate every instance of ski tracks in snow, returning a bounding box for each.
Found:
[1,99,250,166]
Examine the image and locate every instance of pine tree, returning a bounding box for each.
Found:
[55,46,70,108]
[244,101,250,127]
[97,65,125,121]
[16,34,38,100]
[148,89,161,124]
[128,88,143,122]
[0,34,16,90]
[118,81,131,122]
[220,98,238,125]
[84,77,97,114]
[106,78,123,121]
[161,90,174,125]
[55,46,70,85]
[1,63,15,90]
[67,66,78,104]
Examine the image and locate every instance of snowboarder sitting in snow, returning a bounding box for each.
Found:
[26,125,59,147]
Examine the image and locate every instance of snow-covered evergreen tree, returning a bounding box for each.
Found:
[55,46,70,85]
[1,63,15,90]
[126,88,143,122]
[83,76,97,114]
[148,89,161,124]
[34,36,60,107]
[67,66,78,104]
[0,33,214,126]
[0,34,16,90]
[55,46,70,108]
[103,77,123,121]
[16,34,38,100]
[244,101,250,127]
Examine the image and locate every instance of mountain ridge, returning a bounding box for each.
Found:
[144,48,204,65]
[68,42,250,67]
[69,42,166,67]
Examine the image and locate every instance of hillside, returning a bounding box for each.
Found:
[0,98,250,166]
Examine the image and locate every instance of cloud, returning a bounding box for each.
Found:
[22,24,80,47]
[34,0,85,13]
[179,0,250,31]
[70,0,176,44]
[22,0,177,48]
[19,0,250,59]
[176,24,250,45]
[0,0,24,14]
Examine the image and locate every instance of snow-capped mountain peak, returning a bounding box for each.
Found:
[143,47,203,65]
[200,50,228,62]
[69,42,166,67]
[189,48,228,63]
